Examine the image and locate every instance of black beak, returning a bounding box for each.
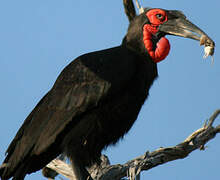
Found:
[158,10,215,47]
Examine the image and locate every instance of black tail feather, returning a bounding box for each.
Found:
[0,163,8,180]
[0,162,26,180]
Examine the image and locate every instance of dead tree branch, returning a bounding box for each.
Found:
[45,109,220,180]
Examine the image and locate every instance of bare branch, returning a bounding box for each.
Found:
[135,0,144,14]
[207,109,220,127]
[42,154,65,179]
[45,109,220,180]
[46,159,74,179]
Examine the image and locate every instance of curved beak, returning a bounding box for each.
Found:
[158,10,215,48]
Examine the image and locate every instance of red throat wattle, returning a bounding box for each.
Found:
[143,9,170,63]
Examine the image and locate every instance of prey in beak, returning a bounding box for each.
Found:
[158,10,215,59]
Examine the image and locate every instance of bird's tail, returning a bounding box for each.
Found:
[0,162,26,180]
[0,163,10,180]
[0,163,6,179]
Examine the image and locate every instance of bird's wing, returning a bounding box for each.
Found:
[3,46,136,177]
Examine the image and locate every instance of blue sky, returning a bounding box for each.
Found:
[0,0,219,179]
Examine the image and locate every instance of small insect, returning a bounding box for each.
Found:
[200,35,215,64]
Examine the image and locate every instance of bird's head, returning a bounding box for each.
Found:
[124,8,215,63]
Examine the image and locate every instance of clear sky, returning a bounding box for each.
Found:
[0,0,219,179]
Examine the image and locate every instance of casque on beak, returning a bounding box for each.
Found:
[158,10,215,55]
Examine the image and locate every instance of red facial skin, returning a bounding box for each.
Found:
[143,9,170,63]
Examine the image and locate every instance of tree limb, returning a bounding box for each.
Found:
[45,109,220,180]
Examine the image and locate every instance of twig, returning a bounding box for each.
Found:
[207,109,220,127]
[135,0,144,14]
[42,154,65,179]
[46,159,74,180]
[45,109,220,180]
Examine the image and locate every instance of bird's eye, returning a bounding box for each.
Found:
[156,13,166,21]
[156,14,163,19]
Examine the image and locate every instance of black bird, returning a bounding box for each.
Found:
[0,7,214,180]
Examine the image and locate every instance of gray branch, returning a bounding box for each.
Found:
[45,109,220,180]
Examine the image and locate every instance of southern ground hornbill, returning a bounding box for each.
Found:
[0,7,214,180]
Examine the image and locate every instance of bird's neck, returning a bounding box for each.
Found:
[122,36,155,62]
